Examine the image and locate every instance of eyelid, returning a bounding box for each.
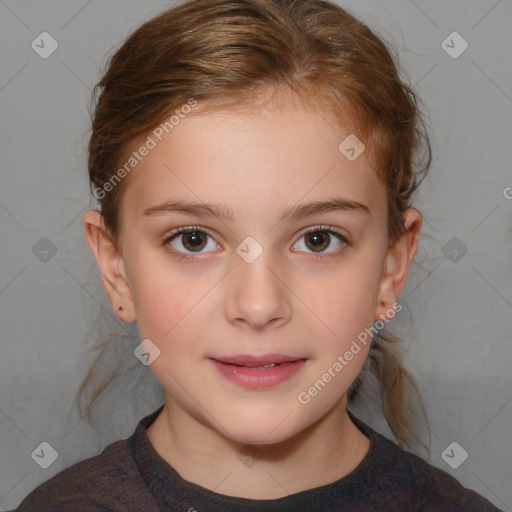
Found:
[171,225,216,237]
[296,224,348,240]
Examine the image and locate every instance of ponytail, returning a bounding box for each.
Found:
[349,331,430,452]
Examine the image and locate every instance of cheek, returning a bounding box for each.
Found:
[129,257,220,362]
[303,261,381,350]
[129,258,192,342]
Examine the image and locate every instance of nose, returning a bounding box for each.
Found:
[225,248,292,331]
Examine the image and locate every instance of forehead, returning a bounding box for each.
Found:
[119,98,386,226]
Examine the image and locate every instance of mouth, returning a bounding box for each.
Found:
[208,354,307,389]
[211,354,304,366]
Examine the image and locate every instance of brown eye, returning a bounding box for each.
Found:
[292,226,348,255]
[181,231,207,252]
[165,227,218,256]
[304,231,330,252]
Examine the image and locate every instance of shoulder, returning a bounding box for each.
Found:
[11,436,155,512]
[376,432,502,511]
[348,412,503,512]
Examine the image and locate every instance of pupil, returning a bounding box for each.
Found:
[185,232,205,250]
[310,233,323,246]
[188,233,201,246]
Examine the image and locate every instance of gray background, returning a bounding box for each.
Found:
[1,0,511,510]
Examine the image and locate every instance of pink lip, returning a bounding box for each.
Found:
[212,354,302,366]
[209,354,307,389]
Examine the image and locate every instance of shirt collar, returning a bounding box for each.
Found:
[131,403,382,511]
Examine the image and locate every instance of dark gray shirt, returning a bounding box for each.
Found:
[12,404,504,511]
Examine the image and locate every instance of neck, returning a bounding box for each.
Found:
[146,395,370,499]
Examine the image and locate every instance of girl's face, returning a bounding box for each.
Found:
[88,92,419,445]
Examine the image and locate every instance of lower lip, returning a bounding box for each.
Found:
[209,359,307,389]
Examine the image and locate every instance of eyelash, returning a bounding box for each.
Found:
[163,224,350,261]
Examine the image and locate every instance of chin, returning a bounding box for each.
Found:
[216,406,304,446]
[228,426,296,447]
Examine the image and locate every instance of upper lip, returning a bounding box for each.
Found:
[210,354,306,367]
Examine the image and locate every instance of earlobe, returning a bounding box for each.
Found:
[375,208,422,321]
[83,210,136,322]
[375,257,396,321]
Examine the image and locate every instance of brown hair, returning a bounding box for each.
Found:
[79,0,432,450]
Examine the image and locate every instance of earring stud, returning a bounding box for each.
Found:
[118,304,125,311]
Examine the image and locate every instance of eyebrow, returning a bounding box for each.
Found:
[143,196,371,221]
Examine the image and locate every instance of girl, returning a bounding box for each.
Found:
[12,0,504,510]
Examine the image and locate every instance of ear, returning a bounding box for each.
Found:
[375,208,422,321]
[83,210,136,322]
